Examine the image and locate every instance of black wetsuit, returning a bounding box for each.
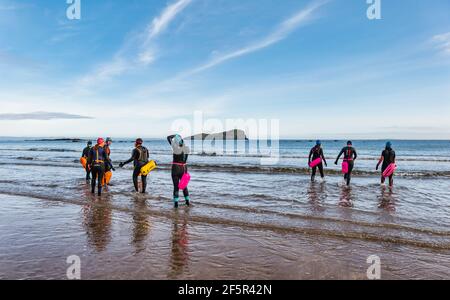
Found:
[123,146,149,193]
[336,146,358,185]
[167,135,190,201]
[82,146,91,180]
[104,145,112,172]
[381,147,396,184]
[308,146,327,180]
[87,146,109,196]
[381,148,396,172]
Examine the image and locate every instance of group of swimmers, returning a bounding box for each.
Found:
[81,137,397,208]
[308,140,396,186]
[81,135,190,208]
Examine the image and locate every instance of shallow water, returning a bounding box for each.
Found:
[0,138,449,279]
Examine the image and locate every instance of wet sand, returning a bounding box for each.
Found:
[1,194,449,280]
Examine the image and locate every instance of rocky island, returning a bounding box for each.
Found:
[187,129,249,141]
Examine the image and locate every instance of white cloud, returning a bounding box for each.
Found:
[186,0,329,75]
[0,112,92,121]
[146,0,192,40]
[139,0,192,65]
[79,57,128,86]
[432,32,450,55]
[134,0,328,97]
[79,0,192,86]
[138,49,156,65]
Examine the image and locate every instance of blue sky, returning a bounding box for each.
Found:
[0,0,449,139]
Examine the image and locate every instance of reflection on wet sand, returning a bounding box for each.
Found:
[378,186,396,212]
[339,185,354,208]
[82,195,113,252]
[168,211,190,279]
[307,181,326,211]
[131,194,152,254]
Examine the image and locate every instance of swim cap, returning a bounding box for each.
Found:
[316,140,321,146]
[87,140,92,146]
[174,134,183,146]
[386,141,392,148]
[106,137,112,143]
[135,138,143,145]
[347,141,353,145]
[97,138,105,145]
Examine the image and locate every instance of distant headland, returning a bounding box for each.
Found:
[25,138,84,142]
[187,129,249,141]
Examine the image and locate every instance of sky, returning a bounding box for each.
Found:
[0,0,449,139]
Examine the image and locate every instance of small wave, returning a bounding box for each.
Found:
[31,148,78,153]
[0,148,78,153]
[0,162,77,168]
[1,160,450,178]
[2,146,450,162]
[194,201,450,236]
[180,164,450,178]
[199,154,450,162]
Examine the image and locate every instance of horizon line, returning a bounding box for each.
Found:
[0,136,449,141]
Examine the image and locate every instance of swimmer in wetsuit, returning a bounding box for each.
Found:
[104,138,113,168]
[376,141,396,187]
[82,140,92,181]
[167,135,190,208]
[119,138,150,193]
[308,140,328,182]
[335,141,358,186]
[103,137,115,186]
[87,138,111,196]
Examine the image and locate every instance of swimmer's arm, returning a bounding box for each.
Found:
[122,149,138,166]
[167,135,175,145]
[376,151,383,170]
[321,149,327,166]
[335,149,344,164]
[308,149,313,164]
[87,149,93,166]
